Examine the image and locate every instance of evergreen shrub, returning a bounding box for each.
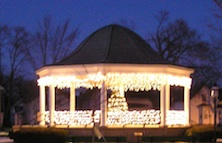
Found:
[10,127,68,143]
[185,125,216,142]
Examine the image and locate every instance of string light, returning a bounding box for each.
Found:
[45,110,186,126]
[166,110,187,125]
[107,110,160,125]
[38,73,192,90]
[108,90,128,112]
[39,73,191,126]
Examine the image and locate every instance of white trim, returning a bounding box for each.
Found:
[36,64,194,78]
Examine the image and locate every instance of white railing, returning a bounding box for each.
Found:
[45,110,186,126]
[166,110,187,125]
[107,110,160,125]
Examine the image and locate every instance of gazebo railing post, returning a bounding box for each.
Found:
[70,83,75,112]
[160,83,170,127]
[49,84,55,127]
[184,86,190,125]
[100,80,107,127]
[160,84,166,126]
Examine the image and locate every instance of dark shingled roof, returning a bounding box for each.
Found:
[56,24,171,65]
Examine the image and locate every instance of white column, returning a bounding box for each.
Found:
[165,84,170,126]
[49,85,55,126]
[165,84,170,111]
[160,83,170,126]
[39,85,45,126]
[70,83,75,112]
[184,86,190,125]
[160,85,166,126]
[100,81,107,126]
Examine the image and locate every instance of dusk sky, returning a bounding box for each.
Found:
[0,0,217,47]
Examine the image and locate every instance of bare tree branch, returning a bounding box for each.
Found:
[29,16,79,70]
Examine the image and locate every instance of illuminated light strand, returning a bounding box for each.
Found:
[45,110,94,126]
[86,72,105,88]
[166,110,187,125]
[107,110,160,125]
[45,110,160,126]
[37,75,94,89]
[44,110,187,126]
[93,110,101,123]
[167,75,192,89]
[108,91,128,112]
[38,73,192,90]
[105,73,166,91]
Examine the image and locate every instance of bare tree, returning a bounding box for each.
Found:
[29,16,78,70]
[8,27,30,76]
[190,42,219,93]
[3,26,30,127]
[205,1,222,84]
[0,25,10,83]
[148,11,202,65]
[148,11,217,94]
[214,0,222,10]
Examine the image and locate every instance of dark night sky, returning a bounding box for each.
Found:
[0,0,218,79]
[0,0,216,45]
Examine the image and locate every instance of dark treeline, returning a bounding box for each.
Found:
[0,16,79,127]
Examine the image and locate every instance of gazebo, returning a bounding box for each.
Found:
[36,24,194,128]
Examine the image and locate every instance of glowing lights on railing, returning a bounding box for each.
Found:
[45,110,94,125]
[107,110,160,125]
[44,110,187,126]
[166,110,187,125]
[93,110,101,123]
[38,73,192,90]
[45,110,161,126]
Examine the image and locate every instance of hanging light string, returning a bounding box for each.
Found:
[37,73,192,90]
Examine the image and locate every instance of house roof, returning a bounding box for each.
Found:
[55,24,172,65]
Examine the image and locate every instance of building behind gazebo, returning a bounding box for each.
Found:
[35,25,194,135]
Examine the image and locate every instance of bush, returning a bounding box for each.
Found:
[185,125,216,142]
[10,127,68,143]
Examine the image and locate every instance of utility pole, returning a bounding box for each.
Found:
[211,85,219,143]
